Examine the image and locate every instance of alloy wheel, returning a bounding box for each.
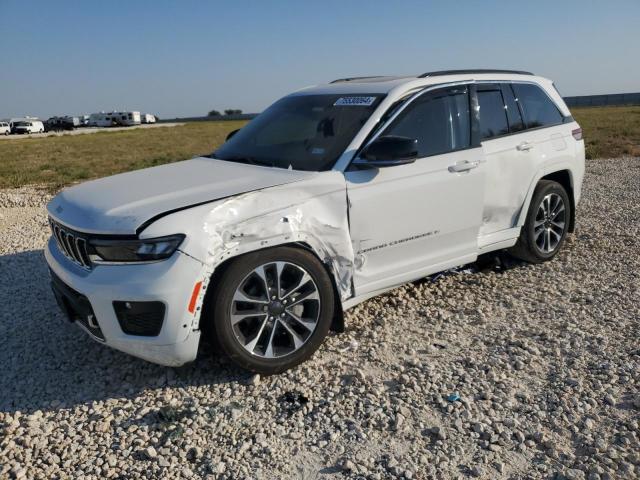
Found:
[230,261,321,358]
[534,193,566,253]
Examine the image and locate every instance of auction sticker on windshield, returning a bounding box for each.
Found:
[334,96,377,106]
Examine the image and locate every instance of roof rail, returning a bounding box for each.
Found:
[330,76,387,84]
[418,69,534,78]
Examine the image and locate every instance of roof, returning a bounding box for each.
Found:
[293,76,416,95]
[293,70,549,96]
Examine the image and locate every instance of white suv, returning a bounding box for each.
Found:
[46,69,585,373]
[0,122,10,135]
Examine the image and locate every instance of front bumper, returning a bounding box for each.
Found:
[45,237,206,366]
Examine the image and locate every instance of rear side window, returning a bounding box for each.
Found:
[477,87,509,139]
[512,83,564,128]
[383,86,470,157]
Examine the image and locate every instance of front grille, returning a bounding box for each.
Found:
[49,218,92,269]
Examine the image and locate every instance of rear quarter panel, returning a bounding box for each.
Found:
[516,122,584,227]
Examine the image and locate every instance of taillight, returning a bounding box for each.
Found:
[572,127,583,141]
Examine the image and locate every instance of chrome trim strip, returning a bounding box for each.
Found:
[75,320,106,343]
[75,237,90,267]
[49,218,92,270]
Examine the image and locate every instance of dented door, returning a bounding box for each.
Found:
[478,132,539,237]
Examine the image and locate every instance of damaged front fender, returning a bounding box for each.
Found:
[141,171,355,326]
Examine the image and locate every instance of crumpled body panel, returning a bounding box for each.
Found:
[200,172,354,300]
[141,170,356,319]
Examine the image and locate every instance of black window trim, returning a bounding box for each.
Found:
[501,83,526,133]
[506,83,527,127]
[473,83,511,142]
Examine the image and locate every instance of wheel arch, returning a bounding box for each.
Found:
[518,168,576,232]
[199,242,345,339]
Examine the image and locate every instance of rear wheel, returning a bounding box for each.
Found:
[209,246,334,374]
[510,180,571,263]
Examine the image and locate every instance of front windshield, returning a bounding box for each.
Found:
[213,94,384,171]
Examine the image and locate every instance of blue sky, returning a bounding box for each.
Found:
[1,0,639,119]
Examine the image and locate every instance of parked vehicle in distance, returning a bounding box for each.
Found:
[46,69,585,374]
[89,111,141,127]
[117,111,141,126]
[11,118,45,134]
[0,121,10,135]
[141,113,157,124]
[45,117,76,132]
[88,112,114,127]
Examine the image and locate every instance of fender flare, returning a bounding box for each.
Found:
[516,164,575,228]
[196,235,349,333]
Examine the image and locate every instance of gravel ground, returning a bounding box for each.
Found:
[0,158,638,480]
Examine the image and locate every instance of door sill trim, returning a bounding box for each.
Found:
[477,227,520,250]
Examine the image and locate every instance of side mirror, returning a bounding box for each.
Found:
[353,135,418,168]
[226,128,240,141]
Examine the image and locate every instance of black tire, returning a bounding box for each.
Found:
[208,246,335,374]
[510,180,571,263]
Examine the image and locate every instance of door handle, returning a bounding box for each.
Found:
[516,141,534,151]
[448,160,479,173]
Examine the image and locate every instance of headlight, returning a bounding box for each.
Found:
[88,234,185,263]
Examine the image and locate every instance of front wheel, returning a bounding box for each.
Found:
[209,246,335,374]
[510,180,571,263]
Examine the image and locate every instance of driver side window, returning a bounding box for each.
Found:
[383,86,471,157]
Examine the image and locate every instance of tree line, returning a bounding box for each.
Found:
[208,109,243,117]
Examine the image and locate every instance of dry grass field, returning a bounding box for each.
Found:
[0,106,638,189]
[573,106,640,159]
[0,121,245,189]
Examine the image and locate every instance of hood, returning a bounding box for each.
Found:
[47,157,316,235]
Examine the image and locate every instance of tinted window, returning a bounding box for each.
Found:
[502,84,525,132]
[215,94,383,171]
[383,87,470,157]
[512,83,563,128]
[477,88,509,139]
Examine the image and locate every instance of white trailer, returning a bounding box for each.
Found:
[89,111,142,127]
[114,111,141,126]
[141,113,157,124]
[89,112,115,127]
